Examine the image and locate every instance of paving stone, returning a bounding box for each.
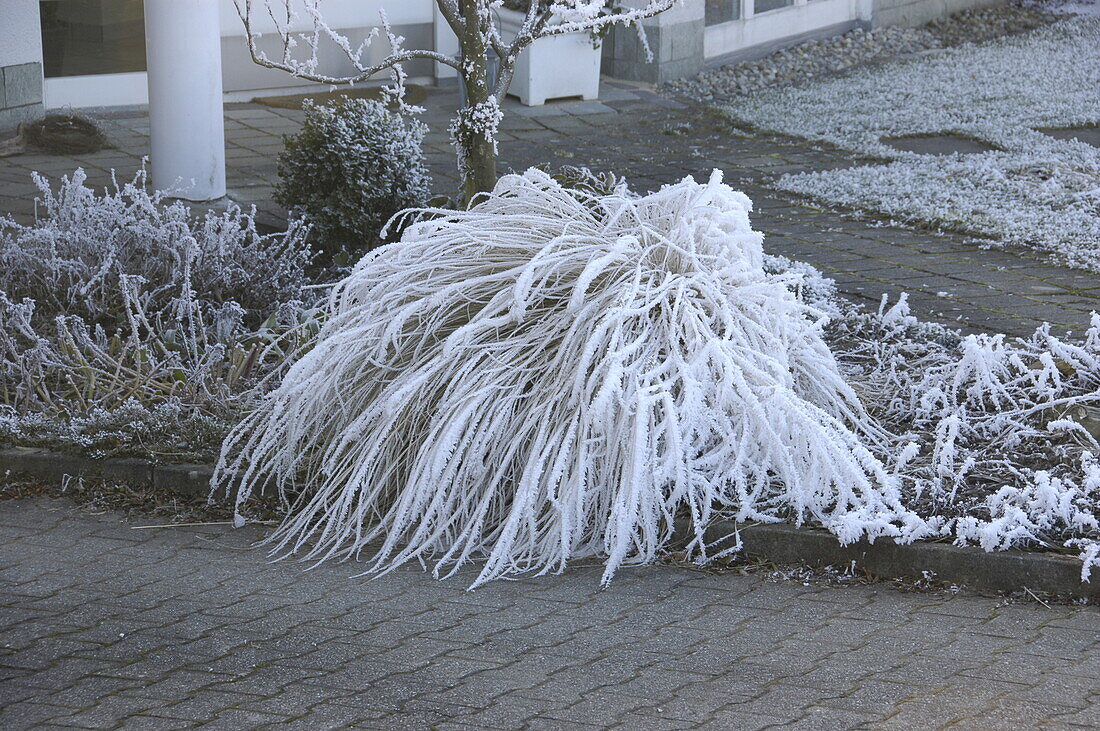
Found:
[51,694,162,729]
[0,700,76,727]
[1037,125,1100,148]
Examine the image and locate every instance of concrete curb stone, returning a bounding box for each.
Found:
[675,519,1097,598]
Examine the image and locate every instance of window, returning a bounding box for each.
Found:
[40,0,147,78]
[705,0,741,26]
[754,0,795,13]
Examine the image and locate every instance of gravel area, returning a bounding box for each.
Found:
[667,26,941,101]
[714,14,1100,271]
[667,2,1062,102]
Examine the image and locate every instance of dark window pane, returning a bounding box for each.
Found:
[754,0,794,13]
[40,0,147,78]
[706,0,741,26]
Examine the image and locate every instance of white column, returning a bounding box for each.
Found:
[144,0,226,201]
[433,4,460,81]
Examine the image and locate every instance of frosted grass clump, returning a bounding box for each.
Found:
[213,168,1100,584]
[216,168,925,587]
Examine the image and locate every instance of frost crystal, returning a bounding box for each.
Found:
[449,97,504,180]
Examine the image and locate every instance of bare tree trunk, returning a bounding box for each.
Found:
[455,0,499,204]
[459,114,499,204]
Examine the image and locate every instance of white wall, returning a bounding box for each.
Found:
[0,0,43,68]
[217,0,433,35]
[217,0,437,96]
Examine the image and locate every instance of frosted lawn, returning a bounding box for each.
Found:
[719,15,1100,271]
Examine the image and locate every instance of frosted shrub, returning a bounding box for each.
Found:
[0,169,321,458]
[0,168,312,328]
[0,400,228,460]
[217,169,923,587]
[276,98,430,253]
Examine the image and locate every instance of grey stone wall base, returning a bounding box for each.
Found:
[3,446,1093,597]
[675,519,1098,598]
[0,102,43,135]
[603,19,705,85]
[871,0,1006,28]
[0,61,44,134]
[0,447,214,501]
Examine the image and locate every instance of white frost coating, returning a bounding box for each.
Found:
[777,152,1100,272]
[449,97,504,181]
[0,168,318,445]
[720,16,1100,271]
[833,296,1100,582]
[211,169,1100,586]
[215,168,924,587]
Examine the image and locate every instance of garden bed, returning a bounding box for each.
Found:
[2,167,1097,589]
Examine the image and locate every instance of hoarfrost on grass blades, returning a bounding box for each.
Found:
[217,168,1100,586]
[717,15,1100,271]
[215,168,926,587]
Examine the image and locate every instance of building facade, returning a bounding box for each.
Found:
[1,0,1003,132]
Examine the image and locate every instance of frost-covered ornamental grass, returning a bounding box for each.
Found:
[217,169,1100,586]
[0,169,321,459]
[718,15,1100,271]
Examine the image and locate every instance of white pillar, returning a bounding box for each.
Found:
[433,5,460,81]
[144,0,226,201]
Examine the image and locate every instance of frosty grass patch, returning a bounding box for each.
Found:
[718,15,1100,272]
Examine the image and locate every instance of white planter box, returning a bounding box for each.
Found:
[497,8,602,106]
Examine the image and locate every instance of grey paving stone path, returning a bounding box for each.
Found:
[2,497,1099,729]
[1,82,1096,338]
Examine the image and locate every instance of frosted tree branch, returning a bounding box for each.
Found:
[234,0,465,86]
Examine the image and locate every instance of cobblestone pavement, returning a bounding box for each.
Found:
[1,82,1096,337]
[0,498,1097,729]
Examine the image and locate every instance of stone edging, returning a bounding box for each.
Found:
[2,446,1095,597]
[0,447,213,500]
[674,519,1097,598]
